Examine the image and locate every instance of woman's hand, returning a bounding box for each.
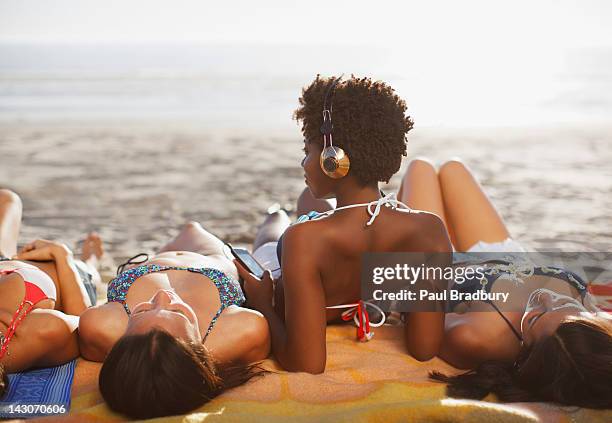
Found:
[13,239,72,262]
[234,260,274,312]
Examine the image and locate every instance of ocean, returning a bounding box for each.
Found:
[1,43,611,129]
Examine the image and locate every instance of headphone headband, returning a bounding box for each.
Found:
[320,75,343,136]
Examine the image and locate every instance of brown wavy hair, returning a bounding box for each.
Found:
[99,329,266,419]
[431,315,612,408]
[0,364,7,399]
[294,75,413,185]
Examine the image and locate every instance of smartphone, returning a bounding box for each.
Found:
[226,243,265,279]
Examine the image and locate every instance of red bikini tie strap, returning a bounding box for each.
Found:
[340,300,374,342]
[0,299,34,360]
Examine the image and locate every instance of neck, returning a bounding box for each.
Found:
[334,180,381,208]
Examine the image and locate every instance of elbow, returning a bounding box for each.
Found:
[294,363,325,374]
[308,366,325,375]
[301,361,325,374]
[408,347,437,362]
[404,330,441,362]
[278,355,325,374]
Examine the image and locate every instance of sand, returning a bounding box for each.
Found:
[1,122,611,267]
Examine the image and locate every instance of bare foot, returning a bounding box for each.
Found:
[81,232,104,266]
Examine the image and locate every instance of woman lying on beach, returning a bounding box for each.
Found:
[236,75,451,374]
[78,222,270,419]
[398,159,612,408]
[0,189,99,399]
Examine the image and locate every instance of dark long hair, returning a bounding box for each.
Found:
[431,316,612,408]
[0,364,7,399]
[99,329,266,419]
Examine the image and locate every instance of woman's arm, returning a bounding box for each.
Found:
[15,239,91,314]
[1,310,80,372]
[237,224,327,374]
[403,214,452,361]
[209,307,271,365]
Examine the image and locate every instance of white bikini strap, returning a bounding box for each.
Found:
[364,193,411,226]
[3,267,57,301]
[315,192,411,226]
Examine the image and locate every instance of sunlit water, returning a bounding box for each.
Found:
[0,43,611,129]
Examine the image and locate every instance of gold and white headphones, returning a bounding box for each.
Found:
[319,76,350,179]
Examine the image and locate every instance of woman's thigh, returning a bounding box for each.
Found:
[438,160,510,252]
[397,159,452,241]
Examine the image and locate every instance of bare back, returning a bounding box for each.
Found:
[281,206,450,320]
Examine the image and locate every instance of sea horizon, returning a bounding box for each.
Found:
[1,42,611,130]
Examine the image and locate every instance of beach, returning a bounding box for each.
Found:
[1,121,610,267]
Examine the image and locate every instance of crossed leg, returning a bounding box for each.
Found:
[0,189,22,258]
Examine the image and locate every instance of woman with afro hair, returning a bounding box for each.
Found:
[237,75,451,374]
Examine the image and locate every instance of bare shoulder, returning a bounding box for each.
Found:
[212,306,270,363]
[285,218,325,239]
[223,307,269,339]
[80,302,127,328]
[282,220,327,257]
[441,314,517,367]
[396,209,451,252]
[78,302,128,361]
[399,208,443,228]
[79,302,128,341]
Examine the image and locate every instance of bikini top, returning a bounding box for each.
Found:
[276,193,411,341]
[107,264,245,342]
[449,260,589,341]
[0,266,57,359]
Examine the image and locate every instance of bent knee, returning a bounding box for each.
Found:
[181,221,202,232]
[404,157,436,178]
[410,350,437,362]
[406,157,436,175]
[0,189,21,207]
[264,210,290,225]
[438,159,469,179]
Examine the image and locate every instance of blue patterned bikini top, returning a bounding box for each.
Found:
[107,264,245,341]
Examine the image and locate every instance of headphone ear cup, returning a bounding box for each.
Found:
[320,146,350,179]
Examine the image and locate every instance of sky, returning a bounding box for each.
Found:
[0,0,610,127]
[0,0,611,49]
